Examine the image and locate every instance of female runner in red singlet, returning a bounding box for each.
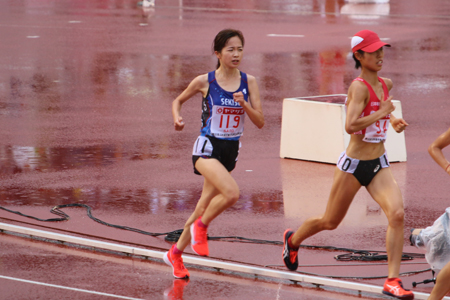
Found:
[282,30,413,300]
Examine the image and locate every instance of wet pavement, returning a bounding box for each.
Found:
[1,233,392,300]
[1,0,450,299]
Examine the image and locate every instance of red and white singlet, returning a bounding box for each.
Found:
[346,77,390,143]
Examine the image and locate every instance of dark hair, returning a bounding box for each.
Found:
[352,50,364,69]
[212,29,245,69]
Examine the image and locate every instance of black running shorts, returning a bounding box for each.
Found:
[192,135,240,175]
[336,151,390,186]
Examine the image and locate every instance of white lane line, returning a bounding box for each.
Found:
[267,34,304,38]
[0,275,145,300]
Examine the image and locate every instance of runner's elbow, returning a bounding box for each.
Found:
[428,143,440,156]
[345,124,357,134]
[427,144,434,156]
[257,119,265,129]
[252,116,264,129]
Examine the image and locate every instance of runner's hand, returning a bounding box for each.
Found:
[233,92,245,107]
[174,116,185,131]
[391,117,409,133]
[380,95,396,116]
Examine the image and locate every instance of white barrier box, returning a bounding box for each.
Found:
[280,94,407,164]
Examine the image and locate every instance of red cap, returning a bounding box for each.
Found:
[351,30,390,53]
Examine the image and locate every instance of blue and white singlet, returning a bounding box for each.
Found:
[200,70,249,141]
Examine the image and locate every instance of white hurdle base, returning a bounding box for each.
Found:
[0,222,443,300]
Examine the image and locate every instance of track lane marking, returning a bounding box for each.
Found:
[267,34,304,38]
[0,275,145,300]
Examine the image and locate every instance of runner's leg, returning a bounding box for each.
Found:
[367,167,404,279]
[291,168,361,246]
[176,157,238,251]
[194,157,239,225]
[176,177,220,251]
[428,261,450,300]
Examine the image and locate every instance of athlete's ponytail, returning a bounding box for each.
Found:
[212,29,245,69]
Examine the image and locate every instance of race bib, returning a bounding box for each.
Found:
[363,118,389,143]
[210,105,245,138]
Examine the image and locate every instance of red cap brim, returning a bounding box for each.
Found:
[359,41,391,53]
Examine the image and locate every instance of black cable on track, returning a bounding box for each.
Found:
[1,203,180,238]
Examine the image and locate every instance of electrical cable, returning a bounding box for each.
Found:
[1,203,181,237]
[335,251,416,262]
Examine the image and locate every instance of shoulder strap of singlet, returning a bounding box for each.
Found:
[353,77,372,92]
[378,77,389,100]
[204,71,216,99]
[353,77,388,100]
[240,71,248,84]
[208,70,216,84]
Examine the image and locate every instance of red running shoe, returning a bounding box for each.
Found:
[282,229,299,271]
[382,278,414,300]
[190,217,209,256]
[163,245,190,279]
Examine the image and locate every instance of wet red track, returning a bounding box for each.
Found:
[1,0,450,299]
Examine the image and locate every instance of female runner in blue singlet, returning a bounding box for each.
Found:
[282,30,413,300]
[164,29,264,279]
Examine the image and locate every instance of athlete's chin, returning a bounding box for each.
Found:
[368,66,382,72]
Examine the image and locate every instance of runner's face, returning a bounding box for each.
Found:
[360,47,384,71]
[216,36,243,68]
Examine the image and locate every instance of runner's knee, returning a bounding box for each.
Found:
[387,208,404,227]
[323,221,339,231]
[223,188,239,206]
[321,218,341,231]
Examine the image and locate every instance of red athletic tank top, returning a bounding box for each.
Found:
[347,77,390,143]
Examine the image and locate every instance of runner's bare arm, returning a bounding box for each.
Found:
[381,78,409,133]
[233,74,264,129]
[428,127,450,175]
[172,74,209,131]
[390,114,409,133]
[345,81,395,134]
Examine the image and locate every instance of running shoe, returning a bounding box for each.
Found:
[190,216,209,256]
[282,229,299,271]
[382,278,414,300]
[163,245,190,279]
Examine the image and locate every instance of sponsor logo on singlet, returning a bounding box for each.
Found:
[220,97,241,106]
